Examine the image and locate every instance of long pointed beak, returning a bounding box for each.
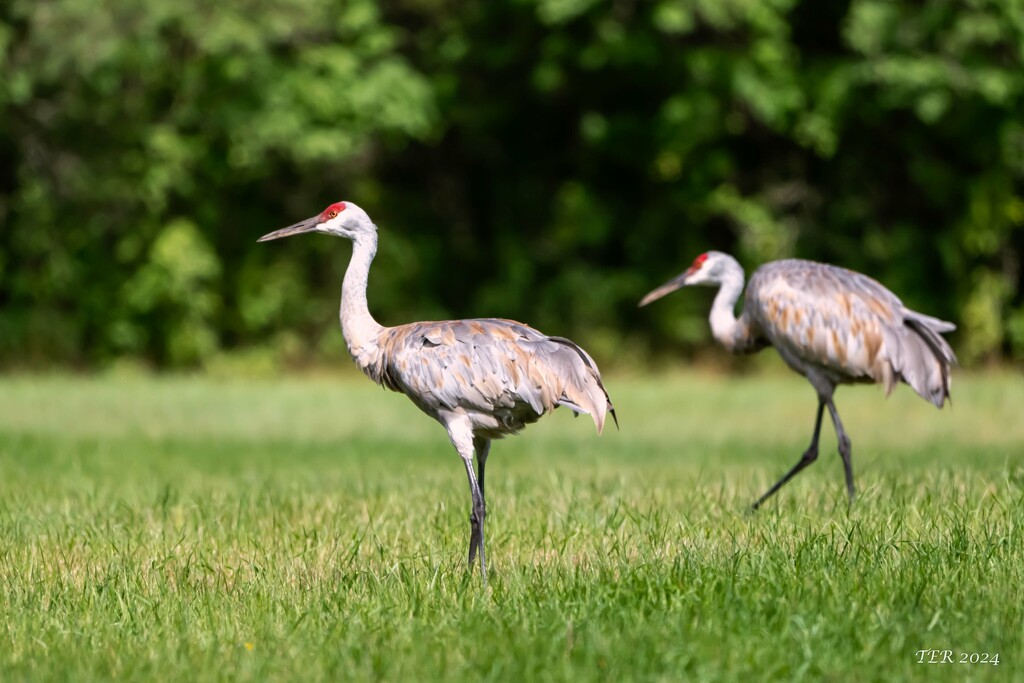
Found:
[638,272,690,307]
[257,216,320,242]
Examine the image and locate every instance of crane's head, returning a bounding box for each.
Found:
[257,201,376,243]
[638,251,731,306]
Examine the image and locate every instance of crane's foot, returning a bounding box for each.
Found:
[845,486,857,510]
[749,445,819,512]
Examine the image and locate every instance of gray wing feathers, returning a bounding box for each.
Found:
[750,260,956,407]
[900,313,957,407]
[547,336,618,431]
[378,318,614,434]
[906,311,956,334]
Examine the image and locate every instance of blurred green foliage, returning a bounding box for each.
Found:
[1,0,1022,369]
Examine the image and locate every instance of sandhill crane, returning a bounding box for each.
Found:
[258,201,616,581]
[640,251,956,510]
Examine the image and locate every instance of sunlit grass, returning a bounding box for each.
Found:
[0,371,1021,681]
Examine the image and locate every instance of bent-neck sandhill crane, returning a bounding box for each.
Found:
[640,251,955,510]
[259,202,616,581]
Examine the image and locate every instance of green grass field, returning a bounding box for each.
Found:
[0,371,1021,681]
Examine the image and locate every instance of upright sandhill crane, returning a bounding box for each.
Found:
[640,251,956,510]
[259,202,616,581]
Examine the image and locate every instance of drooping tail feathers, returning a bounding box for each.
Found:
[899,312,957,408]
[548,336,618,434]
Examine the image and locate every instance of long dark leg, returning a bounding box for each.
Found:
[467,437,491,579]
[446,419,489,583]
[752,401,826,510]
[462,455,487,583]
[826,400,855,504]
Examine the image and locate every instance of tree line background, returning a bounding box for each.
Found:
[1,0,1022,371]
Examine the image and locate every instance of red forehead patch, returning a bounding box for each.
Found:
[693,252,708,268]
[320,202,346,220]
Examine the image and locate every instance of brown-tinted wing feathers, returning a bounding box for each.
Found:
[377,318,614,433]
[746,260,905,387]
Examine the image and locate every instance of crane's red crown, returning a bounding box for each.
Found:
[687,252,709,273]
[319,202,347,222]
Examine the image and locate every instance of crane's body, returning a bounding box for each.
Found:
[640,251,955,509]
[367,318,613,438]
[742,259,953,405]
[259,201,615,581]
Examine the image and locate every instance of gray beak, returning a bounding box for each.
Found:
[257,215,320,242]
[638,272,690,307]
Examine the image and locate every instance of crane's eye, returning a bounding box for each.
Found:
[328,210,338,218]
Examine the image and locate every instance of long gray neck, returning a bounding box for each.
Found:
[340,233,384,367]
[709,257,749,352]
